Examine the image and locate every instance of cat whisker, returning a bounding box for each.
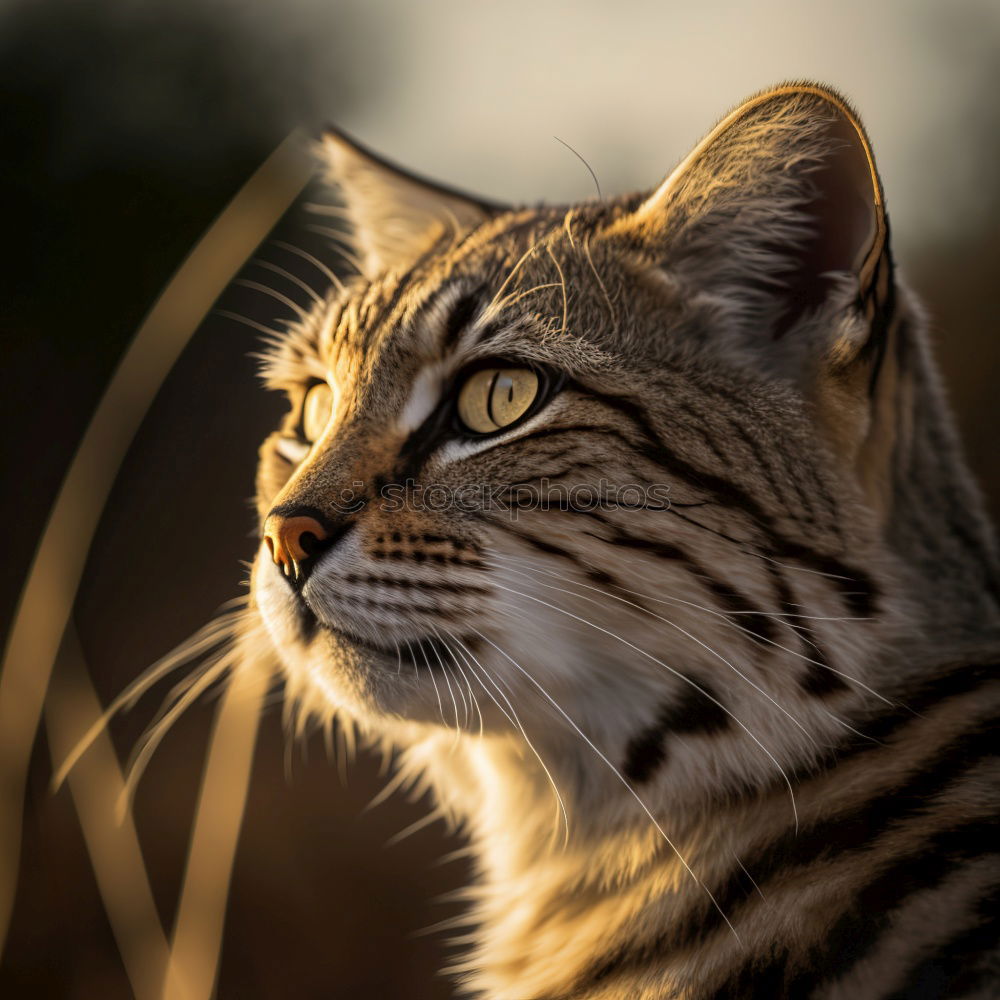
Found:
[52,605,248,790]
[545,244,569,336]
[450,660,471,730]
[752,553,858,583]
[484,232,550,318]
[405,640,421,695]
[492,556,818,749]
[119,650,239,819]
[815,705,886,746]
[471,628,740,944]
[510,546,836,632]
[731,851,767,903]
[508,548,851,681]
[213,308,287,340]
[582,233,618,333]
[663,508,874,592]
[507,550,888,703]
[270,239,347,294]
[441,634,485,739]
[443,634,517,732]
[249,258,324,307]
[418,639,448,731]
[553,136,603,200]
[234,278,311,321]
[486,577,800,832]
[303,225,366,273]
[429,632,470,731]
[435,633,484,739]
[425,637,462,742]
[445,630,570,846]
[492,281,562,313]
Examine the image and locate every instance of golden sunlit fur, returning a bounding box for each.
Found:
[154,84,1000,997]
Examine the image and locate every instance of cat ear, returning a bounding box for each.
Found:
[320,126,505,277]
[622,83,891,375]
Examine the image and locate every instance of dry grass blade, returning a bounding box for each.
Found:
[161,646,271,1000]
[44,625,174,1000]
[0,132,310,953]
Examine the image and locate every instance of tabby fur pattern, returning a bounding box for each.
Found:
[248,83,1000,998]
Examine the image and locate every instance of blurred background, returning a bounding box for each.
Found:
[1,0,998,996]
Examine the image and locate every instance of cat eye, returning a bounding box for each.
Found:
[301,381,334,442]
[456,366,540,435]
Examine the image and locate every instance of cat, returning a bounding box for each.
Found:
[247,83,1000,998]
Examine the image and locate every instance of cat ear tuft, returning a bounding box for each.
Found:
[624,83,891,372]
[320,127,504,277]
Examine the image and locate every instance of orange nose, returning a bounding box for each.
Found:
[263,513,329,582]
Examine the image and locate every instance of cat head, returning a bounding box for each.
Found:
[250,83,927,803]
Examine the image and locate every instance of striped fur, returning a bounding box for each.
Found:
[247,84,1000,997]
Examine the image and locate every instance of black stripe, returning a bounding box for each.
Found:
[583,385,772,523]
[774,541,877,618]
[574,706,999,993]
[671,401,731,467]
[486,508,779,652]
[583,818,999,1000]
[740,818,1000,1000]
[811,659,1000,773]
[470,421,643,462]
[368,236,448,334]
[797,641,847,695]
[584,520,778,644]
[882,879,1000,1000]
[718,717,1000,957]
[440,288,485,350]
[487,381,874,630]
[675,389,831,531]
[580,385,880,617]
[622,680,730,783]
[863,240,896,395]
[757,556,845,695]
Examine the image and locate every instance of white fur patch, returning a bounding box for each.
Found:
[397,361,450,433]
[274,436,310,465]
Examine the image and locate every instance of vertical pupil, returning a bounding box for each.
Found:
[459,367,538,433]
[485,370,502,426]
[496,374,515,412]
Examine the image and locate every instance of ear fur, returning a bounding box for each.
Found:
[619,83,892,378]
[320,126,505,277]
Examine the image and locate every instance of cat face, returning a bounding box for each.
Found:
[251,85,904,792]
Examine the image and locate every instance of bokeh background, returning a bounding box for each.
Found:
[1,0,998,996]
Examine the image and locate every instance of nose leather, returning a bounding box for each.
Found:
[263,513,329,583]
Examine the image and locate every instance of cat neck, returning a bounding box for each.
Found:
[411,729,779,998]
[406,633,1000,998]
[875,292,1000,630]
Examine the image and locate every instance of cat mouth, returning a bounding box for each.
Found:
[306,611,476,670]
[287,588,479,668]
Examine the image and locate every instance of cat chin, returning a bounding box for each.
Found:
[253,553,497,729]
[253,568,460,726]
